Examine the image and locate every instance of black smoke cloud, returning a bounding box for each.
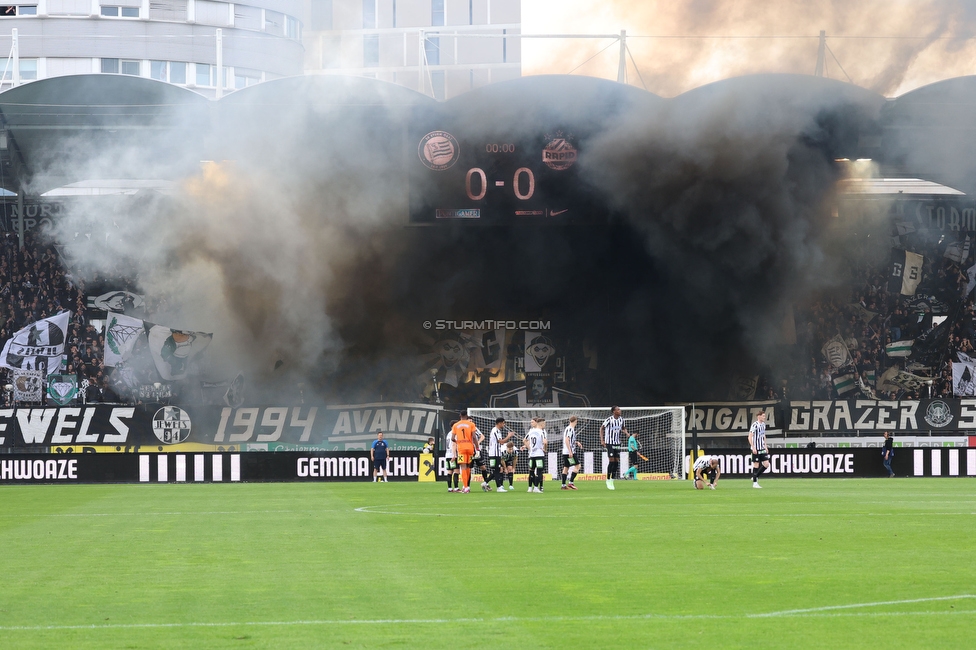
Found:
[43,73,883,404]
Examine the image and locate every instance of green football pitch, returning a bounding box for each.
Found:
[1,478,974,649]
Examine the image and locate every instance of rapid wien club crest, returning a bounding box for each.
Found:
[542,131,578,170]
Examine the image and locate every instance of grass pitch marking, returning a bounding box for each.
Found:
[352,504,975,518]
[1,595,973,632]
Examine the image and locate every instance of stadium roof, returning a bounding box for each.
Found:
[837,178,966,196]
[2,72,976,197]
[0,74,208,194]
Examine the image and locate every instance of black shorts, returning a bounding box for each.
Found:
[606,444,620,458]
[489,456,501,469]
[501,455,516,468]
[445,458,458,470]
[529,457,545,470]
[752,452,769,464]
[696,468,717,483]
[373,457,387,470]
[562,454,579,468]
[629,451,639,465]
[471,454,486,469]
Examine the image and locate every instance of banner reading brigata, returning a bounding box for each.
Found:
[0,402,443,451]
[673,399,976,436]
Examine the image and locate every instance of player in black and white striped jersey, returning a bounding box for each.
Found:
[749,410,769,489]
[600,406,627,490]
[561,416,582,490]
[488,417,514,492]
[693,455,721,490]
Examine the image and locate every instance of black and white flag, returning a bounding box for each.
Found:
[953,351,976,397]
[0,312,71,371]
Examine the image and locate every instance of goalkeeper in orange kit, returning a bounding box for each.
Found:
[452,410,479,494]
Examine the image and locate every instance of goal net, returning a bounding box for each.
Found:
[466,407,685,481]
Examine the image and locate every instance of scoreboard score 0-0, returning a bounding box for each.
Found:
[408,124,610,224]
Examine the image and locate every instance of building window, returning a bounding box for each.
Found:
[363,34,379,67]
[101,6,138,17]
[150,60,167,81]
[149,0,187,22]
[101,58,119,74]
[285,15,299,39]
[431,70,444,100]
[196,63,213,86]
[120,59,140,75]
[170,61,186,84]
[18,58,36,80]
[234,67,261,89]
[361,0,374,29]
[264,10,283,36]
[469,0,473,25]
[431,0,444,26]
[1,5,37,15]
[502,28,507,63]
[424,36,439,65]
[309,0,332,30]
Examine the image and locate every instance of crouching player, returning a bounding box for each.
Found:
[693,455,721,490]
[500,441,518,490]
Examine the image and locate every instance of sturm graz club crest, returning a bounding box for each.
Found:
[923,400,954,428]
[152,406,192,444]
[418,131,460,171]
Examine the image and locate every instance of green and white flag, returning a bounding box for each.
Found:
[47,374,79,406]
[885,339,914,357]
[104,313,145,367]
[833,373,857,395]
[146,324,213,381]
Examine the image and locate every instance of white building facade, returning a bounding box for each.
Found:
[302,0,520,99]
[0,0,304,97]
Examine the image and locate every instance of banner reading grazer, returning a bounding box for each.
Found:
[0,402,443,450]
[673,399,976,436]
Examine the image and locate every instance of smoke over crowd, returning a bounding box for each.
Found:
[524,0,976,97]
[23,70,897,405]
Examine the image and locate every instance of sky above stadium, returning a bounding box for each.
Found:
[522,0,976,97]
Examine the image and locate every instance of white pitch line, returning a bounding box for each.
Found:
[352,504,975,518]
[1,596,973,632]
[748,594,976,617]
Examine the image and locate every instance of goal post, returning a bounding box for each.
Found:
[466,407,685,481]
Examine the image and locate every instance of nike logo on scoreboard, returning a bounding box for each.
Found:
[550,209,569,216]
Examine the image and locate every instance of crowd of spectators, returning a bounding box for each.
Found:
[784,224,976,402]
[0,231,114,404]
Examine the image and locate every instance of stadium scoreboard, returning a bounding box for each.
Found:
[408,121,610,224]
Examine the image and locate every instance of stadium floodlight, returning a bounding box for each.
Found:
[467,407,685,481]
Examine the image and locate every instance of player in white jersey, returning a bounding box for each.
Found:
[600,406,627,490]
[488,417,514,492]
[523,418,548,493]
[445,431,460,492]
[693,455,721,490]
[560,416,582,490]
[749,410,769,488]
